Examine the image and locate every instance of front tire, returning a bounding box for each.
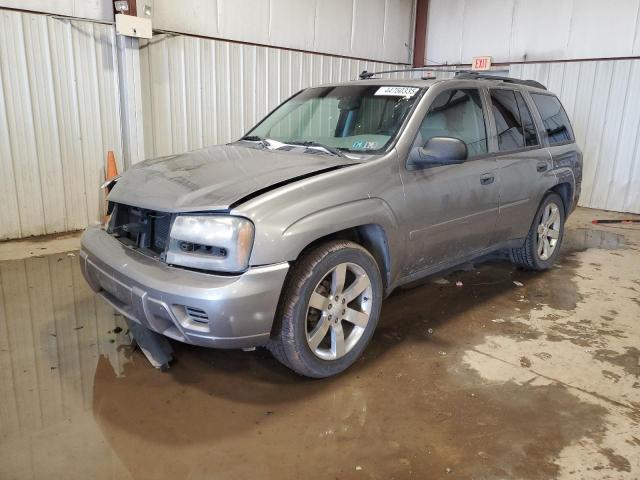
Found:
[510,192,565,271]
[268,240,383,378]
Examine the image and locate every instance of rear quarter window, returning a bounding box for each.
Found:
[531,93,574,145]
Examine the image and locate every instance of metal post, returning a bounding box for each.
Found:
[116,34,146,168]
[412,0,429,67]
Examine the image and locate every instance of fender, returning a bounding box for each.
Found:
[250,197,402,284]
[554,167,579,213]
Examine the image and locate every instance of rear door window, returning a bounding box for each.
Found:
[531,93,574,145]
[490,89,539,152]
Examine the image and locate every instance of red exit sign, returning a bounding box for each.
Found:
[472,56,492,71]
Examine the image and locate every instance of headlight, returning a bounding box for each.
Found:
[166,215,254,272]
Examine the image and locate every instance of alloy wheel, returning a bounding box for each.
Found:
[537,202,561,260]
[305,262,373,360]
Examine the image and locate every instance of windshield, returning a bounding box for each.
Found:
[245,85,423,154]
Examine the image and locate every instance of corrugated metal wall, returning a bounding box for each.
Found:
[510,61,640,214]
[2,10,640,242]
[0,10,123,241]
[138,33,415,159]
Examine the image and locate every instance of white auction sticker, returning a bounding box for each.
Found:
[374,86,419,97]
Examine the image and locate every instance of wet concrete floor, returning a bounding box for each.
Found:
[0,207,639,479]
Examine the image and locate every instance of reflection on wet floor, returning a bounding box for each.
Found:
[0,252,133,478]
[0,220,638,479]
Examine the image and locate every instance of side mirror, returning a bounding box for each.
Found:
[412,136,468,169]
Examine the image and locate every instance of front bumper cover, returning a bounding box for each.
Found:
[80,227,289,349]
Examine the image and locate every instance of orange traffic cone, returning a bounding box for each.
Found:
[103,151,118,224]
[106,150,118,181]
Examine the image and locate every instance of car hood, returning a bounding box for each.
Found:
[108,144,354,212]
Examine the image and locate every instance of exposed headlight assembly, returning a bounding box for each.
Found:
[167,215,254,273]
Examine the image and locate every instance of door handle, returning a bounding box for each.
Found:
[537,162,548,172]
[480,173,495,185]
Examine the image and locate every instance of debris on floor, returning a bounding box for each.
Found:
[125,318,173,370]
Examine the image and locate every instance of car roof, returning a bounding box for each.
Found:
[315,76,549,94]
[317,78,439,88]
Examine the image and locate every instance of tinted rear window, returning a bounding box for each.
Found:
[531,93,574,145]
[515,92,539,147]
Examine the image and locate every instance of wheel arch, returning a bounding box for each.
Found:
[551,165,577,215]
[296,223,392,293]
[276,198,399,294]
[550,182,572,216]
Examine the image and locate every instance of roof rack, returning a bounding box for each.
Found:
[453,72,547,90]
[358,67,464,79]
[358,67,547,90]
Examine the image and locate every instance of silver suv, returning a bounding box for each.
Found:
[81,72,582,377]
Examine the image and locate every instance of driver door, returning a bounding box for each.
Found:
[398,87,499,277]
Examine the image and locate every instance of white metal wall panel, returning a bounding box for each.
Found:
[0,10,123,240]
[460,0,514,65]
[314,0,355,58]
[0,12,46,238]
[511,61,640,214]
[382,0,415,62]
[509,0,573,62]
[351,0,386,61]
[426,0,640,64]
[425,0,464,65]
[270,0,315,51]
[565,0,640,60]
[143,0,414,64]
[139,33,408,159]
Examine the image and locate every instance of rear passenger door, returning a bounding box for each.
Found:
[488,88,553,242]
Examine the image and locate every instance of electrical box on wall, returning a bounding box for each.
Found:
[115,13,152,39]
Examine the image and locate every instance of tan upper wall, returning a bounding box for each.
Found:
[0,0,114,22]
[0,0,416,64]
[144,0,415,64]
[426,0,640,65]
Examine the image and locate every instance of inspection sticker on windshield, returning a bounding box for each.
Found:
[352,140,378,150]
[374,86,419,97]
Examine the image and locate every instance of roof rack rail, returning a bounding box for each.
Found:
[358,67,468,79]
[358,67,546,90]
[453,72,547,90]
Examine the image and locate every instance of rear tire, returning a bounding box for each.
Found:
[268,240,383,378]
[510,192,565,271]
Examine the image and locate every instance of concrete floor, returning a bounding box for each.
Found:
[0,207,638,480]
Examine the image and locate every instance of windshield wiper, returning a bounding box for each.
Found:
[285,140,347,158]
[240,137,347,158]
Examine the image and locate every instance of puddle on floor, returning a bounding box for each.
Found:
[0,224,637,479]
[564,228,626,252]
